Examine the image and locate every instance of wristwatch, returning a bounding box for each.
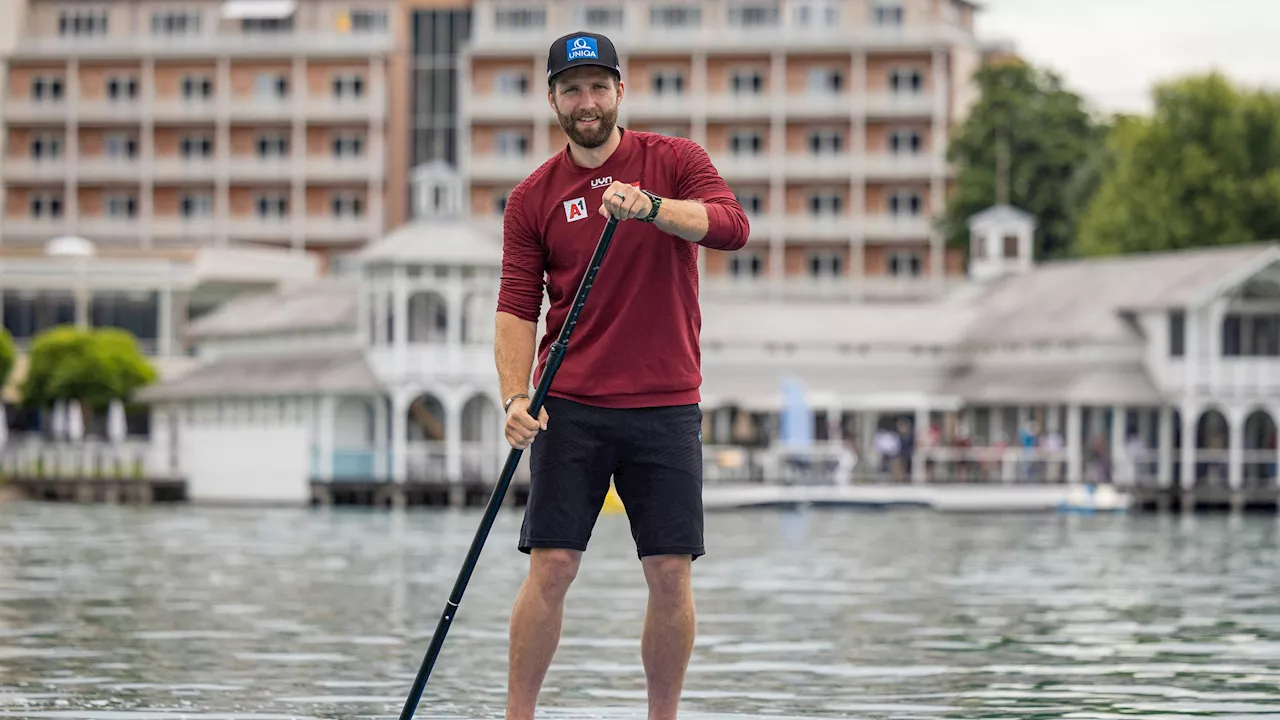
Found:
[503,393,528,413]
[638,190,661,223]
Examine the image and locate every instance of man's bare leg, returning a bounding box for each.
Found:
[506,549,582,720]
[639,554,695,720]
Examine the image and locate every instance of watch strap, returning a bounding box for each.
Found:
[639,191,661,223]
[503,393,529,412]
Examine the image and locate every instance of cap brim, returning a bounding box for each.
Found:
[549,59,621,80]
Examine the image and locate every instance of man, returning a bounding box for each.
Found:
[493,30,749,720]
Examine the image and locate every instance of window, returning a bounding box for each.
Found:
[728,1,779,27]
[873,3,903,26]
[808,191,842,216]
[255,133,288,158]
[1003,234,1018,258]
[349,10,387,32]
[496,131,527,156]
[577,4,623,28]
[806,68,843,93]
[889,129,922,154]
[888,190,923,216]
[730,130,763,155]
[729,252,763,277]
[30,192,63,218]
[105,133,137,159]
[255,73,289,99]
[494,193,509,213]
[31,77,64,101]
[182,75,213,100]
[808,251,841,277]
[107,76,139,101]
[794,0,838,26]
[494,72,528,95]
[180,193,213,218]
[151,11,200,35]
[241,17,292,32]
[1169,311,1185,357]
[31,134,62,160]
[808,129,842,154]
[331,132,364,157]
[180,134,213,158]
[331,192,364,218]
[652,70,685,95]
[333,73,365,98]
[650,4,700,27]
[255,193,288,218]
[494,7,545,29]
[731,70,764,94]
[58,9,108,36]
[889,68,924,94]
[735,192,763,214]
[888,252,921,277]
[106,194,137,218]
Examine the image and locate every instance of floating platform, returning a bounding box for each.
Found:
[701,482,1131,513]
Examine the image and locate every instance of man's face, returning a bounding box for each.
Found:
[548,66,623,149]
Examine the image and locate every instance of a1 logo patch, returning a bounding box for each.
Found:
[563,197,587,222]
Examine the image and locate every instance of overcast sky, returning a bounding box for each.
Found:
[974,0,1280,115]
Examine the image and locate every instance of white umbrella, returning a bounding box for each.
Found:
[0,405,8,452]
[50,399,66,440]
[107,399,127,444]
[66,399,84,442]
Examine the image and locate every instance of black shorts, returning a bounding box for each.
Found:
[519,396,705,560]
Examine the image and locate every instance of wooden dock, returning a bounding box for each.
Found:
[2,475,188,504]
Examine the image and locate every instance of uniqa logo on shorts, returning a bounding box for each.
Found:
[566,36,598,60]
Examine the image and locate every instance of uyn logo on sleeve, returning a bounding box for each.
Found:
[563,197,587,222]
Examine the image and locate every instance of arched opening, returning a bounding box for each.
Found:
[461,291,493,345]
[1196,409,1230,488]
[333,396,376,478]
[406,392,447,481]
[460,393,502,481]
[1243,409,1277,489]
[408,291,448,344]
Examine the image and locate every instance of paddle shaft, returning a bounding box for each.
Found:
[396,215,621,720]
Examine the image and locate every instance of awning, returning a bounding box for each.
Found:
[221,0,297,20]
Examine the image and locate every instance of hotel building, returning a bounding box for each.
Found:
[458,0,987,300]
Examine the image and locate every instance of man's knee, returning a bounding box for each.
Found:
[528,548,582,595]
[641,554,691,597]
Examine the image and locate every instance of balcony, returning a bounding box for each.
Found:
[710,153,771,181]
[78,100,143,123]
[704,93,772,120]
[864,92,936,118]
[467,154,540,182]
[3,99,66,123]
[12,32,393,60]
[307,96,384,122]
[227,217,292,242]
[785,92,853,119]
[228,157,293,182]
[367,344,498,383]
[2,217,68,239]
[862,214,934,241]
[862,153,941,180]
[622,94,693,120]
[153,157,217,182]
[306,156,375,181]
[153,98,217,123]
[78,158,141,181]
[77,217,143,241]
[1,158,67,182]
[228,99,293,122]
[305,217,377,243]
[151,217,216,242]
[784,153,853,180]
[781,214,857,242]
[1167,359,1280,395]
[465,94,543,121]
[701,275,956,302]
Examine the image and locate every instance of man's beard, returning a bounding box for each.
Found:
[556,105,618,149]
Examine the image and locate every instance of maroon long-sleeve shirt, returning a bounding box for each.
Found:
[496,128,750,409]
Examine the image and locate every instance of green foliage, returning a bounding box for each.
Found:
[0,327,13,393]
[20,325,157,413]
[1075,73,1280,255]
[942,59,1102,261]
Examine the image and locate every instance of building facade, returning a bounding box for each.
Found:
[458,0,985,301]
[0,0,396,265]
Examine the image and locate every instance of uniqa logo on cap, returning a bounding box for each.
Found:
[567,36,599,60]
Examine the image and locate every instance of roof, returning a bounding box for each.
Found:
[136,349,382,402]
[701,300,977,348]
[186,277,358,339]
[941,362,1162,406]
[968,204,1036,231]
[959,242,1280,345]
[356,219,503,266]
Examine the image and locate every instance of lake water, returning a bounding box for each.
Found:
[2,502,1280,720]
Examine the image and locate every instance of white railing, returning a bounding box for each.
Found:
[0,438,155,479]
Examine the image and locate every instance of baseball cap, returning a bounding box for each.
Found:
[546,31,621,83]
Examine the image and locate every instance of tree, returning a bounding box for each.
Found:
[1075,73,1280,255]
[0,328,13,394]
[942,59,1103,261]
[20,326,157,421]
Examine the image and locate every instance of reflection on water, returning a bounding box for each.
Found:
[1,502,1280,719]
